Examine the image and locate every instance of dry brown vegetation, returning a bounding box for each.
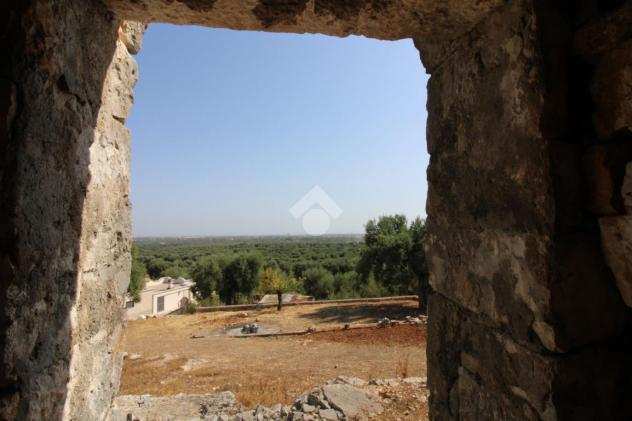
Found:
[118,299,427,416]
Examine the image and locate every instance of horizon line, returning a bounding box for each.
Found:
[134,233,364,239]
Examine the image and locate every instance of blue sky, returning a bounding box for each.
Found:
[128,24,429,237]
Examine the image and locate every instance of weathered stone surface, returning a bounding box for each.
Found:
[331,375,367,387]
[599,215,632,307]
[105,0,504,46]
[573,2,632,59]
[111,391,239,420]
[1,0,134,419]
[63,32,140,421]
[423,0,632,418]
[427,293,556,420]
[321,383,382,418]
[422,0,555,351]
[428,292,632,420]
[101,40,139,123]
[318,408,340,420]
[119,21,147,54]
[592,41,632,140]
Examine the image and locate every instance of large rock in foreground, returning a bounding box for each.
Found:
[110,392,240,420]
[110,377,392,420]
[321,384,383,418]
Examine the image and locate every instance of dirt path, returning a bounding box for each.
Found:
[118,299,427,413]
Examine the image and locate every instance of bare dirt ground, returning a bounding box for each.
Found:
[118,299,427,419]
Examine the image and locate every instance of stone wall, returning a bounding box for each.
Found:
[574,2,632,309]
[104,0,504,43]
[419,1,632,419]
[63,23,144,420]
[2,0,631,420]
[1,1,142,419]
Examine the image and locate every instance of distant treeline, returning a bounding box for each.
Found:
[128,216,428,310]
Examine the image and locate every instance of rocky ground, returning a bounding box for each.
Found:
[112,375,428,420]
[117,300,427,411]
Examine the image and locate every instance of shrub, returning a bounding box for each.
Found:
[303,266,335,300]
[183,302,198,314]
[197,292,220,307]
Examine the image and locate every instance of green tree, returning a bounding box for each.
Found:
[128,245,147,302]
[303,266,335,300]
[357,215,429,311]
[259,267,297,310]
[359,274,386,298]
[163,264,189,279]
[408,217,429,310]
[191,257,222,300]
[146,257,168,279]
[219,254,262,304]
[332,270,359,299]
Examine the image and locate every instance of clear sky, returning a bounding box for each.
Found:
[128,24,429,237]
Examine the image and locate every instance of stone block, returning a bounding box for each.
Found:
[592,41,632,140]
[428,292,632,420]
[573,2,632,58]
[599,215,632,307]
[427,293,556,420]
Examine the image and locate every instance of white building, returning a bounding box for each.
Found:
[124,277,195,320]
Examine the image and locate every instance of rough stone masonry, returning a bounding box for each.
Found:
[1,0,631,420]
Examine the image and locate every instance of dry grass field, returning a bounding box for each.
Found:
[117,299,427,419]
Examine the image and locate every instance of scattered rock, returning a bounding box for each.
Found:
[241,323,260,334]
[306,390,328,409]
[322,384,383,418]
[318,408,341,420]
[290,411,305,420]
[377,317,391,327]
[111,391,239,420]
[404,315,426,325]
[403,377,426,385]
[369,378,400,387]
[281,406,292,417]
[112,377,415,419]
[181,358,208,372]
[331,376,367,387]
[301,403,316,413]
[235,410,254,421]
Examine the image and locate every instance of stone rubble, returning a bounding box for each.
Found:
[241,323,260,334]
[111,377,403,420]
[376,317,391,327]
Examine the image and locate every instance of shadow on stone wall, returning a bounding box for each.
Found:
[0,1,121,418]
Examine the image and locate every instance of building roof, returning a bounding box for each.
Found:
[143,277,194,293]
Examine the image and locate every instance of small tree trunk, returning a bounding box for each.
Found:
[277,290,282,311]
